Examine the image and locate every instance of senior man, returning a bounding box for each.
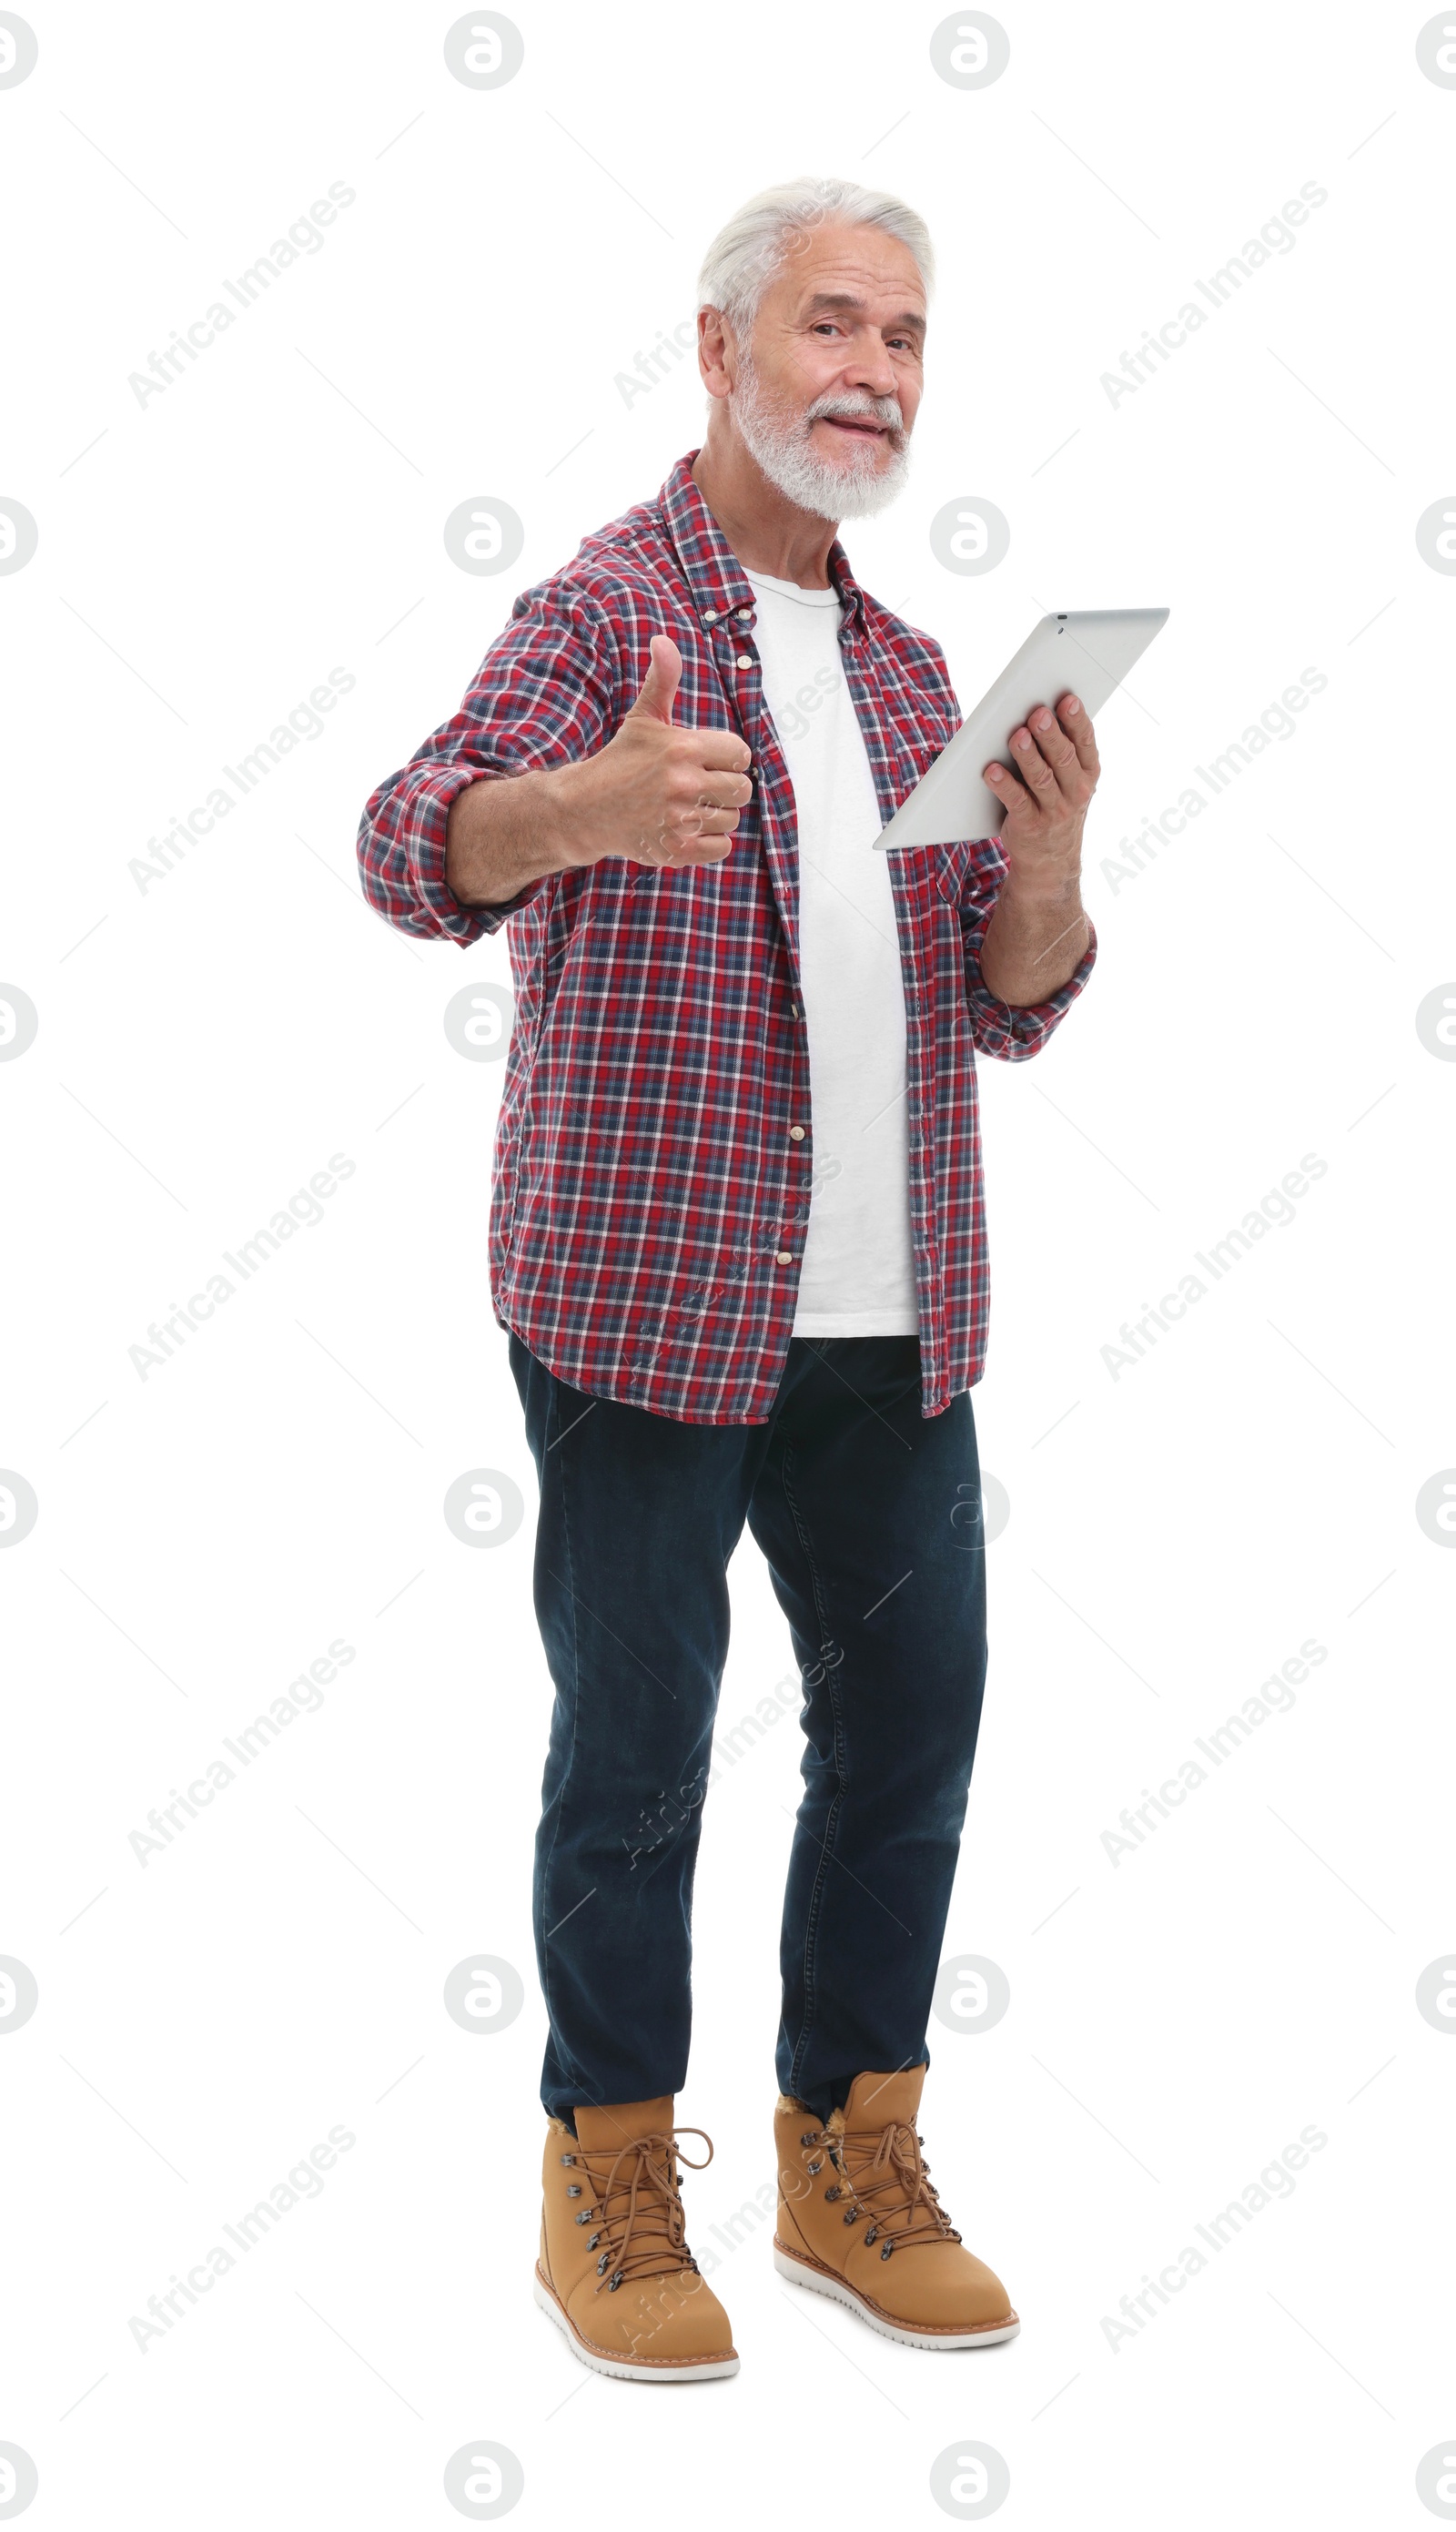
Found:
[359,175,1100,2384]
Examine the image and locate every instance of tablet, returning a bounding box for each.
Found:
[875,607,1169,851]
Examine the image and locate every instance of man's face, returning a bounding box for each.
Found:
[727,222,925,522]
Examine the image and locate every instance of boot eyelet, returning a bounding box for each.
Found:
[596,2253,611,2274]
[806,2158,823,2176]
[574,2211,592,2225]
[566,2183,581,2197]
[844,2209,862,2226]
[880,2241,895,2261]
[824,2184,841,2203]
[587,2234,600,2251]
[608,2272,623,2293]
[560,2152,575,2165]
[799,2131,818,2147]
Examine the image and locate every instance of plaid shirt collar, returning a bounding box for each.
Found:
[659,449,868,644]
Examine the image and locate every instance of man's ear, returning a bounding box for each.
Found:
[697,305,735,402]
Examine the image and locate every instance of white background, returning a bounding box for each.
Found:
[3,1,1454,2524]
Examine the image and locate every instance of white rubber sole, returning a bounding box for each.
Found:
[532,2273,740,2383]
[774,2244,1021,2350]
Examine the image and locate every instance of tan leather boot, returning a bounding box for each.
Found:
[774,2067,1019,2348]
[534,2095,739,2381]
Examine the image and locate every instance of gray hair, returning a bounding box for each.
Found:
[695,177,935,340]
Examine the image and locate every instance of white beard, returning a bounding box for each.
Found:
[731,351,913,522]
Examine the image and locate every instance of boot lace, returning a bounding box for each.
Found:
[566,2126,714,2297]
[807,2115,962,2259]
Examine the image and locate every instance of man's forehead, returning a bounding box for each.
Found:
[768,232,926,329]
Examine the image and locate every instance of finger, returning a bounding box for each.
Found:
[674,803,742,835]
[984,757,1034,809]
[696,727,753,775]
[636,825,733,868]
[687,767,753,811]
[628,633,682,724]
[1025,704,1086,803]
[663,756,750,826]
[673,833,735,861]
[1006,721,1059,800]
[1056,693,1100,776]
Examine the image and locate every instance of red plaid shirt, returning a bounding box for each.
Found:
[358,451,1097,1423]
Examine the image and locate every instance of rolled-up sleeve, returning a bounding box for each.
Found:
[948,834,1098,1060]
[356,585,620,945]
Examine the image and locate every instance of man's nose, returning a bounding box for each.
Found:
[844,352,899,402]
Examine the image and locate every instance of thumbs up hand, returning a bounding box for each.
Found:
[559,633,754,870]
[443,633,755,910]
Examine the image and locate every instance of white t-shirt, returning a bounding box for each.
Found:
[743,567,919,1339]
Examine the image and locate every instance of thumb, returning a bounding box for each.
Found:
[628,633,682,724]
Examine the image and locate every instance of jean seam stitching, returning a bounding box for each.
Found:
[539,1372,585,2107]
[780,1434,848,2102]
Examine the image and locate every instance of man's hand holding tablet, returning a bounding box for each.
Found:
[873,604,1169,1004]
[984,691,1102,906]
[975,693,1097,1008]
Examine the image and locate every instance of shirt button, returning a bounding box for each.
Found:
[736,607,752,620]
[736,653,753,669]
[775,1251,793,1265]
[703,609,718,623]
[790,1004,801,1018]
[788,1126,805,1140]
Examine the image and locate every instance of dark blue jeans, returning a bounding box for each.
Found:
[509,1332,989,2128]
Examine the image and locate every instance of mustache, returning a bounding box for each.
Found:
[804,390,906,439]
